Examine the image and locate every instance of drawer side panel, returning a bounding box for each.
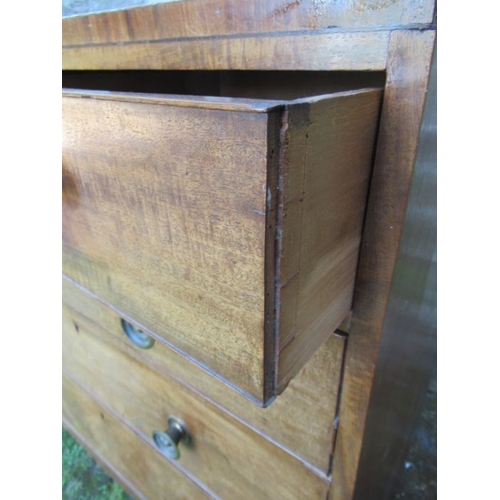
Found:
[277,89,383,390]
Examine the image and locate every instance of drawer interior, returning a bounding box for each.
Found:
[62,69,385,100]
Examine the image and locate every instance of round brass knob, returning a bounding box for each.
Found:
[153,417,191,460]
[120,319,155,349]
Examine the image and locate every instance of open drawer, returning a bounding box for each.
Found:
[62,71,382,405]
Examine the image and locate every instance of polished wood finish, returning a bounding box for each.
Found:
[63,298,330,500]
[62,85,380,404]
[329,30,436,500]
[63,31,390,71]
[62,2,437,499]
[62,0,435,46]
[63,92,271,401]
[63,277,345,473]
[63,375,214,500]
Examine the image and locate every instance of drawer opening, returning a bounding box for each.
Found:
[62,69,385,101]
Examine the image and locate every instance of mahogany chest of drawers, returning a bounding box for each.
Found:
[62,2,437,499]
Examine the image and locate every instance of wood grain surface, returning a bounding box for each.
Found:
[63,92,272,401]
[61,5,437,496]
[63,277,345,474]
[62,299,330,500]
[276,89,382,391]
[63,375,215,500]
[329,30,436,500]
[351,41,436,500]
[62,0,435,47]
[63,31,390,71]
[63,87,381,404]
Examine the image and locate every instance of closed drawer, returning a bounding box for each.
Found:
[63,277,345,473]
[63,375,212,500]
[62,287,330,499]
[62,76,381,404]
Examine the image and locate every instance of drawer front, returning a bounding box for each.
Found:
[62,92,273,402]
[62,291,330,499]
[63,277,345,473]
[63,375,213,500]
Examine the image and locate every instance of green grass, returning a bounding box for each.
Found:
[62,428,132,500]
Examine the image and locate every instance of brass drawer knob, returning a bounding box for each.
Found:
[153,417,191,460]
[120,319,155,349]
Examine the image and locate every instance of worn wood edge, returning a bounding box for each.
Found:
[62,0,435,46]
[62,275,269,407]
[262,109,284,403]
[62,88,283,112]
[62,31,389,71]
[63,375,219,500]
[329,29,436,500]
[62,87,381,112]
[287,87,383,106]
[269,105,289,396]
[273,100,303,395]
